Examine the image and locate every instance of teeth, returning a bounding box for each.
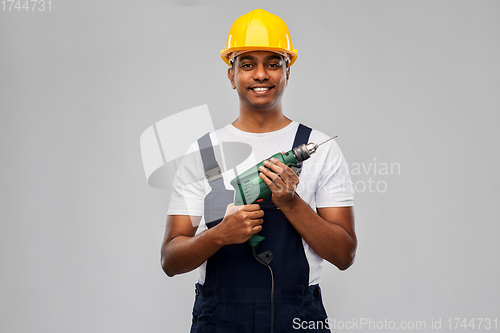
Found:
[253,87,269,91]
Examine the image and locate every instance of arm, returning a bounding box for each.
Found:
[258,158,357,270]
[161,215,214,277]
[160,204,265,277]
[282,203,356,270]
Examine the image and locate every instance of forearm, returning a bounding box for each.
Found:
[161,225,224,277]
[161,205,264,276]
[279,198,357,270]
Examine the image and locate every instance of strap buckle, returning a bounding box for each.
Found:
[205,167,222,183]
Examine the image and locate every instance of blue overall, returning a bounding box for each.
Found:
[191,124,330,333]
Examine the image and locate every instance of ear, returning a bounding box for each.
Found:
[285,65,291,86]
[228,67,236,90]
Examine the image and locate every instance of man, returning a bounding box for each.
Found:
[161,9,356,332]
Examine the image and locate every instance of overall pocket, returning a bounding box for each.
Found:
[191,300,222,333]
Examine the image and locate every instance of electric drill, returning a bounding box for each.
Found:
[230,136,337,246]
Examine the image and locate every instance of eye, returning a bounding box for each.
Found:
[268,62,282,69]
[240,63,253,69]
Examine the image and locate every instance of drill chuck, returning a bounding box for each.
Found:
[293,143,318,162]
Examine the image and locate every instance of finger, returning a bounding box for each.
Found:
[259,164,283,184]
[252,218,264,225]
[270,158,298,179]
[243,204,263,211]
[260,170,292,195]
[259,169,283,190]
[265,159,299,185]
[263,159,284,175]
[251,225,263,234]
[283,165,297,177]
[225,203,236,216]
[269,157,287,168]
[259,170,278,190]
[249,210,265,219]
[272,162,299,186]
[232,204,251,217]
[282,167,299,184]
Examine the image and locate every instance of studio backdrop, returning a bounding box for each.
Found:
[1,1,499,332]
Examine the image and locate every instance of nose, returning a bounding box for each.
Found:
[252,63,269,81]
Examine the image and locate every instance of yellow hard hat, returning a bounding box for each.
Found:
[221,9,298,67]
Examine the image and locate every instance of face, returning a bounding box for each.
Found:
[228,51,290,111]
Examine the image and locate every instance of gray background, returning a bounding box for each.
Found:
[1,0,499,332]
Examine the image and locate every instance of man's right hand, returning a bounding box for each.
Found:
[215,203,264,245]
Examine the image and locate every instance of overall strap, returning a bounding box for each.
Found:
[197,132,225,190]
[292,123,312,148]
[291,124,312,174]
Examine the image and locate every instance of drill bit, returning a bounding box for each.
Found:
[317,136,338,147]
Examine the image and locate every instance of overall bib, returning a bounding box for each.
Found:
[191,124,330,333]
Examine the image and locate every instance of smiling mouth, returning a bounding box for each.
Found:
[250,87,272,92]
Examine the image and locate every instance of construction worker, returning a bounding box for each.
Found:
[161,9,356,332]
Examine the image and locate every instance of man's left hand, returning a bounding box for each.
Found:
[258,154,300,209]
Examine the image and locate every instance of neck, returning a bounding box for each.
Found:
[232,104,292,133]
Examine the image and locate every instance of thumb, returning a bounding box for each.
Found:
[224,203,242,217]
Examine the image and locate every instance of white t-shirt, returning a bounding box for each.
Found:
[167,121,354,285]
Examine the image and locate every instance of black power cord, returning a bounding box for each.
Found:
[251,246,274,333]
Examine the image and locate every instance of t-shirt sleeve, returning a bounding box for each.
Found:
[167,142,207,217]
[314,141,355,208]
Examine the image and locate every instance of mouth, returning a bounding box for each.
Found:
[249,86,273,94]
